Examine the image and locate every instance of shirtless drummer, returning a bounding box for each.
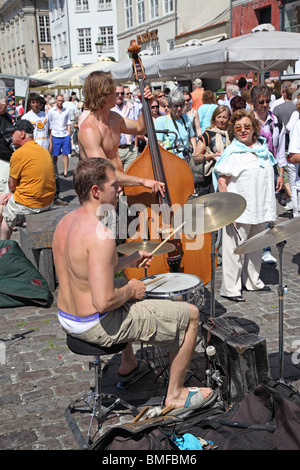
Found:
[52,158,214,414]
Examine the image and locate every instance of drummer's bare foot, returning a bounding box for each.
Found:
[165,386,213,410]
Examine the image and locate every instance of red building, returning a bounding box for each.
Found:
[231,0,299,82]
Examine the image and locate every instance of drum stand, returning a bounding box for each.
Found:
[210,231,218,318]
[276,240,287,383]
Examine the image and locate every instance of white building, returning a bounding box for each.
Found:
[48,0,119,68]
[0,0,52,75]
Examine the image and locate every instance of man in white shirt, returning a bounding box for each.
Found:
[63,93,78,152]
[111,84,140,170]
[288,120,300,217]
[48,94,71,177]
[22,93,51,150]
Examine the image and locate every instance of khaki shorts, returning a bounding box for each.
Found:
[64,298,191,353]
[2,195,53,228]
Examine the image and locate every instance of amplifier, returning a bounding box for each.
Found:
[201,317,271,405]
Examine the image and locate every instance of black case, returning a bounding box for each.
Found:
[201,317,271,405]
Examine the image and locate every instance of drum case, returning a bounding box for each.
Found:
[201,317,271,405]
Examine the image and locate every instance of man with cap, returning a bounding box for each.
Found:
[0,120,55,240]
[191,79,204,111]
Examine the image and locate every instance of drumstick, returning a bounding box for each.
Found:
[131,406,150,423]
[144,275,165,286]
[138,222,186,268]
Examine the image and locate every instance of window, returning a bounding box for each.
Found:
[77,28,92,53]
[39,16,51,43]
[285,1,300,33]
[58,0,64,16]
[164,0,173,14]
[150,0,159,19]
[126,0,133,29]
[98,0,112,9]
[152,43,160,55]
[255,6,271,25]
[137,0,145,24]
[76,0,89,11]
[62,32,67,57]
[57,34,62,58]
[42,57,53,71]
[99,26,114,52]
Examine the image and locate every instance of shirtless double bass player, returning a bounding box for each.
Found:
[78,70,165,196]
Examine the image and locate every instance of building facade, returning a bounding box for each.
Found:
[49,0,119,69]
[116,0,230,60]
[232,0,300,36]
[231,0,300,78]
[0,0,52,75]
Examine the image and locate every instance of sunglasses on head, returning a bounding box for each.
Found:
[258,99,271,105]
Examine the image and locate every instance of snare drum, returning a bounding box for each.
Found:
[142,273,204,309]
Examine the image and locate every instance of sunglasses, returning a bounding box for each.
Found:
[151,105,159,109]
[158,95,165,98]
[173,103,185,108]
[234,124,253,132]
[116,92,125,96]
[258,99,271,105]
[164,105,171,108]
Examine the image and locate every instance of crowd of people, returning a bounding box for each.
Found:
[1,70,300,414]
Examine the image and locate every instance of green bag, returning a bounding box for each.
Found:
[0,240,50,308]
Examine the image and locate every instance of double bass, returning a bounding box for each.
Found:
[122,41,214,285]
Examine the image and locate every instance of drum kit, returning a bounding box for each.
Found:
[117,192,300,382]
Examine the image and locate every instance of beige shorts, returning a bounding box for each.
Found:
[2,195,53,228]
[64,298,191,352]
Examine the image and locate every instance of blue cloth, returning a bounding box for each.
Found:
[198,103,218,133]
[212,136,276,191]
[172,433,203,450]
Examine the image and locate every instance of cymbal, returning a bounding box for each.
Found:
[234,218,300,255]
[116,240,176,255]
[180,193,246,234]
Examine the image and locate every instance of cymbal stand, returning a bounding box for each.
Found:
[276,239,287,383]
[210,231,217,318]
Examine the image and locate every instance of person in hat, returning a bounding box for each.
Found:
[191,78,204,111]
[0,120,55,240]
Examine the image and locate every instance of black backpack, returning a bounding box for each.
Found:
[175,381,300,450]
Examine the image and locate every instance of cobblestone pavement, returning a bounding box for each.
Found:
[1,155,300,450]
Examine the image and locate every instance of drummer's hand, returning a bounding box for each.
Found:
[128,278,146,300]
[143,178,165,197]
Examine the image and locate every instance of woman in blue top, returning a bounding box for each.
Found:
[197,90,218,136]
[155,90,196,159]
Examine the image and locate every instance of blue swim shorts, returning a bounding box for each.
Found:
[52,135,71,156]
